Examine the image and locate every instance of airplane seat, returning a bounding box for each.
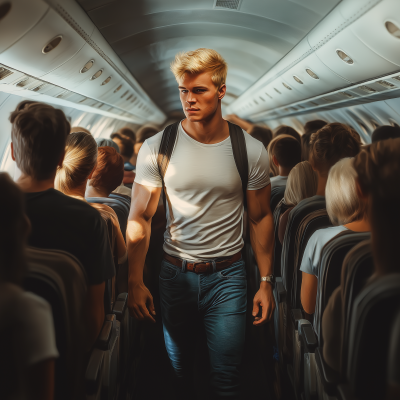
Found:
[337,274,400,400]
[270,185,286,214]
[387,306,400,400]
[24,247,87,400]
[277,196,326,377]
[295,232,371,400]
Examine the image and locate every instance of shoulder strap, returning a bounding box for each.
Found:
[157,121,180,207]
[228,121,248,207]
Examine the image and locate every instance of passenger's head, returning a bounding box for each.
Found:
[302,120,328,161]
[118,127,136,143]
[284,161,318,207]
[268,134,292,176]
[70,126,91,135]
[250,126,273,149]
[95,138,120,153]
[135,125,159,154]
[371,125,400,143]
[304,120,327,134]
[271,135,301,175]
[55,132,97,195]
[326,158,365,226]
[89,147,124,196]
[0,173,30,284]
[353,138,400,274]
[274,125,301,143]
[10,102,70,181]
[171,48,227,122]
[14,100,38,112]
[309,123,361,176]
[110,133,134,161]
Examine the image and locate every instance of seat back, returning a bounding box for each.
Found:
[24,247,87,400]
[270,185,286,214]
[346,274,400,400]
[272,200,290,277]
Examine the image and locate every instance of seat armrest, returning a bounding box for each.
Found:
[96,320,113,350]
[276,279,286,303]
[291,309,303,330]
[315,348,341,394]
[85,348,104,395]
[113,292,128,321]
[300,324,318,353]
[337,383,357,400]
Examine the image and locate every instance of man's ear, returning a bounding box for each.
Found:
[218,84,226,100]
[10,142,16,161]
[272,155,279,167]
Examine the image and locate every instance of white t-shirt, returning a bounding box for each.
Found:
[270,175,288,189]
[300,225,348,277]
[134,122,270,260]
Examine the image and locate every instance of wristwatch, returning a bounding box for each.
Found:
[261,275,274,285]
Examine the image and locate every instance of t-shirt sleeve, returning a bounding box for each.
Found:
[18,292,59,366]
[300,231,319,276]
[247,145,271,190]
[134,140,163,188]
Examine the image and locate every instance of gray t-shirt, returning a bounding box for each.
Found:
[270,175,288,189]
[300,225,348,277]
[134,122,270,260]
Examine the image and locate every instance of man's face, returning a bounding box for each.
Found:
[178,72,226,122]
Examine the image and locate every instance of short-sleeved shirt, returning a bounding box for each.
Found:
[25,189,114,285]
[270,175,288,189]
[300,225,348,277]
[134,122,270,260]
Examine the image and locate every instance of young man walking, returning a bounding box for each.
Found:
[127,48,275,399]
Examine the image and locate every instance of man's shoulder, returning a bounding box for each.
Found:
[142,129,164,152]
[242,129,266,161]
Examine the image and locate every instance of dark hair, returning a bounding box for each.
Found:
[250,126,273,149]
[14,100,38,112]
[274,125,301,142]
[118,127,136,143]
[136,125,158,143]
[96,138,120,153]
[371,125,400,143]
[353,138,400,274]
[90,147,124,195]
[273,136,301,169]
[111,134,134,159]
[0,173,27,284]
[10,102,70,180]
[304,119,327,134]
[301,131,312,161]
[310,123,361,173]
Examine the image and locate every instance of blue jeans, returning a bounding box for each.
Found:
[159,256,247,399]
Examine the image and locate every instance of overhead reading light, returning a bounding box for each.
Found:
[306,68,319,79]
[385,21,400,38]
[293,75,303,84]
[101,76,111,86]
[0,2,11,22]
[336,49,354,64]
[0,67,13,80]
[339,92,354,98]
[90,69,103,80]
[114,84,122,93]
[80,60,94,73]
[42,35,63,54]
[377,80,396,89]
[358,85,376,94]
[274,88,281,94]
[282,82,292,90]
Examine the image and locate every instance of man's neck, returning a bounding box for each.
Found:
[17,173,55,193]
[344,215,371,232]
[65,183,87,199]
[181,109,229,144]
[86,184,110,198]
[278,166,291,177]
[316,172,328,196]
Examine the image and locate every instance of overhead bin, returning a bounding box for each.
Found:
[0,0,48,55]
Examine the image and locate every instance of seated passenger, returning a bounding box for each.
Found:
[111,133,136,184]
[10,101,114,348]
[269,136,301,188]
[86,146,129,234]
[310,123,361,196]
[0,173,58,400]
[70,126,91,135]
[322,138,400,374]
[134,124,158,155]
[55,132,127,265]
[300,157,370,315]
[301,119,327,161]
[371,125,400,143]
[274,125,301,142]
[118,127,137,166]
[278,161,318,244]
[95,138,131,197]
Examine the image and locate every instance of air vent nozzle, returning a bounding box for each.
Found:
[80,60,94,74]
[293,75,303,84]
[336,49,354,65]
[101,76,111,86]
[306,69,319,80]
[274,88,281,94]
[90,69,103,80]
[42,36,63,54]
[214,0,241,10]
[282,82,292,90]
[114,85,122,93]
[385,21,400,39]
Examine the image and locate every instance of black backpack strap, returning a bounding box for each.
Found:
[157,121,180,207]
[228,121,248,207]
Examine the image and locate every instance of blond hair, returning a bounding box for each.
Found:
[326,158,365,225]
[55,132,97,195]
[267,134,293,177]
[284,161,318,206]
[170,48,227,88]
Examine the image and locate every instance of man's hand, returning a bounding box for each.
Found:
[128,281,156,323]
[252,282,275,326]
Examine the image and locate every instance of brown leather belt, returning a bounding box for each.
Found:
[164,251,242,274]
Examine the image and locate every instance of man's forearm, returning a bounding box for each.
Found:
[126,216,151,283]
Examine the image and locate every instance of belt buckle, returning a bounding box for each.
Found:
[192,262,201,274]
